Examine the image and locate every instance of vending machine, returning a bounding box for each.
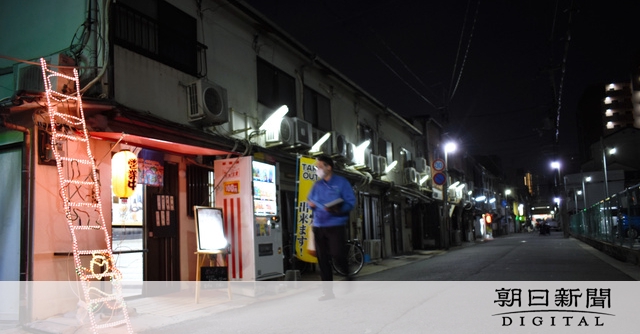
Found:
[214,157,284,281]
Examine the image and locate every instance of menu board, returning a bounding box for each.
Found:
[194,206,228,252]
[252,161,277,216]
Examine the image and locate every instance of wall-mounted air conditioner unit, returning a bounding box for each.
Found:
[404,167,419,185]
[292,117,312,147]
[363,239,382,261]
[265,116,295,146]
[186,79,229,126]
[378,156,388,175]
[371,155,381,174]
[415,157,428,174]
[15,54,76,94]
[329,132,348,159]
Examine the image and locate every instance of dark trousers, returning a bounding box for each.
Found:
[313,225,348,285]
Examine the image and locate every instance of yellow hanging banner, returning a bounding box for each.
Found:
[294,156,318,263]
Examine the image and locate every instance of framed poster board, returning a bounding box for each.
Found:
[194,206,228,252]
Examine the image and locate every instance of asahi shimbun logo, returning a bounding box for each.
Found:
[492,288,614,327]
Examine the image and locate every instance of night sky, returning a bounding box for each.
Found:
[242,0,640,181]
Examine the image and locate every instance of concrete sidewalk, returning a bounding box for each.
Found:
[0,239,482,334]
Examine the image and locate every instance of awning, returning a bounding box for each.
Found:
[88,106,244,157]
[90,132,229,156]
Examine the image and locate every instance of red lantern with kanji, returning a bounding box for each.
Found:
[112,150,138,201]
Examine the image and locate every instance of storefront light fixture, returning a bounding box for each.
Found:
[384,160,397,174]
[448,181,460,189]
[310,132,331,153]
[489,197,496,204]
[259,105,288,131]
[419,174,429,185]
[355,140,370,165]
[475,195,486,202]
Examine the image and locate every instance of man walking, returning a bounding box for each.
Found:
[308,155,356,300]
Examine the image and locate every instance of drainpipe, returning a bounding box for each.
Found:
[1,120,34,322]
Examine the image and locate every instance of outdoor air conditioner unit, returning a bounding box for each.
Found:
[415,157,428,174]
[371,154,381,174]
[378,156,388,175]
[404,167,419,185]
[265,116,295,146]
[15,53,76,94]
[363,239,382,261]
[186,79,229,126]
[292,117,312,147]
[363,148,374,170]
[329,132,348,159]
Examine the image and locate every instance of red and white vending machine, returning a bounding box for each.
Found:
[214,156,284,281]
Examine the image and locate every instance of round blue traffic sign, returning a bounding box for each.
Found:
[433,159,445,171]
[433,172,446,185]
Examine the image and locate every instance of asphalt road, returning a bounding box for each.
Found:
[358,231,640,281]
[140,232,640,334]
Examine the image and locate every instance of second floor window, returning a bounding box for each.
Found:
[113,0,198,76]
[303,86,331,131]
[257,58,296,115]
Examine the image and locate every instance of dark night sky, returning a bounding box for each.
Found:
[242,0,640,180]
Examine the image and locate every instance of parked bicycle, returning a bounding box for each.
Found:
[331,239,364,276]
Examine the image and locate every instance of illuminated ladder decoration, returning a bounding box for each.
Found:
[40,58,133,334]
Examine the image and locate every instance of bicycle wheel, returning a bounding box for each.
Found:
[333,242,364,276]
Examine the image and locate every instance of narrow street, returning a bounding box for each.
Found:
[141,233,640,334]
[357,232,640,281]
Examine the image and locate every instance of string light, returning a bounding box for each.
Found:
[41,58,133,333]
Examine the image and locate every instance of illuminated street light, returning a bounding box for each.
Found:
[551,161,561,187]
[443,141,457,249]
[602,142,616,199]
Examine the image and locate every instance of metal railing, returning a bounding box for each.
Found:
[570,183,640,250]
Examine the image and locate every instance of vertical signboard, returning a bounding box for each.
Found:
[214,157,255,280]
[294,156,318,263]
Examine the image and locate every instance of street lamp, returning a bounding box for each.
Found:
[551,161,561,188]
[582,176,591,210]
[601,140,616,199]
[443,142,457,249]
[580,176,591,235]
[505,189,513,232]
